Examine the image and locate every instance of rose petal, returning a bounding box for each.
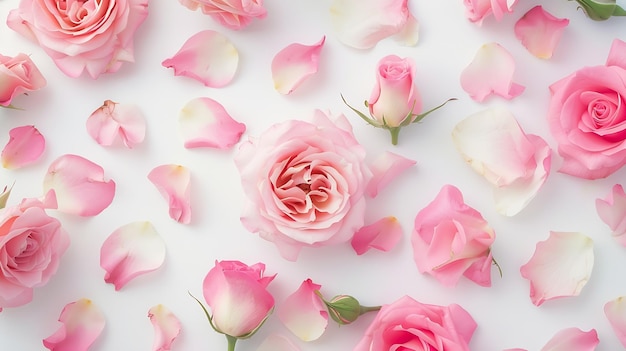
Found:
[520,231,594,306]
[256,333,301,351]
[1,125,45,169]
[43,154,116,216]
[278,279,328,341]
[43,298,105,351]
[351,216,403,255]
[272,36,325,95]
[465,0,518,24]
[86,100,146,148]
[460,43,525,102]
[366,151,416,197]
[607,38,626,69]
[541,327,599,351]
[148,304,181,351]
[514,6,569,59]
[100,221,166,290]
[179,97,246,150]
[605,296,626,347]
[162,30,239,88]
[596,184,626,245]
[148,164,192,224]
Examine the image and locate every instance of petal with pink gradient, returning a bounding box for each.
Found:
[148,304,181,351]
[86,100,146,148]
[278,279,328,341]
[43,298,105,351]
[460,43,525,102]
[541,328,599,351]
[351,216,403,255]
[520,231,594,306]
[366,151,416,197]
[1,125,45,169]
[605,296,626,347]
[329,0,418,49]
[148,164,192,224]
[162,30,239,88]
[514,6,569,59]
[596,184,626,246]
[272,36,325,95]
[43,154,116,216]
[100,221,166,290]
[256,334,301,351]
[179,97,246,150]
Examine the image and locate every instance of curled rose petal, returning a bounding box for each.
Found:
[596,184,626,246]
[43,298,105,351]
[148,304,181,351]
[272,36,325,95]
[514,6,569,59]
[464,0,518,25]
[351,216,403,255]
[43,154,116,216]
[256,333,301,351]
[452,107,551,216]
[460,43,525,102]
[605,296,626,347]
[162,30,239,88]
[541,327,599,351]
[0,53,46,107]
[148,164,192,224]
[278,279,328,341]
[1,125,45,169]
[329,0,419,49]
[179,97,246,150]
[86,100,146,148]
[520,231,594,306]
[100,221,166,290]
[366,151,416,197]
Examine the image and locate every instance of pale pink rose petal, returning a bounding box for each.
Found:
[366,151,416,197]
[465,0,518,24]
[460,43,525,102]
[148,165,191,224]
[351,216,403,255]
[330,0,418,49]
[100,221,166,290]
[520,231,594,306]
[596,184,626,246]
[1,125,45,169]
[86,100,146,148]
[257,333,301,351]
[43,154,116,216]
[162,30,239,88]
[452,107,551,216]
[179,97,246,150]
[43,298,105,351]
[148,304,181,351]
[272,36,325,95]
[278,279,328,341]
[605,296,626,347]
[514,6,569,59]
[541,327,599,351]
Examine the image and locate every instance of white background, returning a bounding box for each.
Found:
[1,0,626,350]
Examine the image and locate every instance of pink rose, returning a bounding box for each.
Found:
[7,0,149,79]
[0,53,46,107]
[235,110,371,261]
[547,39,626,179]
[0,198,69,311]
[354,295,477,351]
[177,0,266,30]
[202,260,275,338]
[464,0,517,24]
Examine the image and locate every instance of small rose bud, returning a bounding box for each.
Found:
[326,295,362,325]
[572,0,626,20]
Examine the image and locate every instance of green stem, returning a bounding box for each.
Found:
[389,128,400,145]
[226,335,237,351]
[359,305,381,315]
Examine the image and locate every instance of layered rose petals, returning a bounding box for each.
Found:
[460,43,525,102]
[272,36,325,95]
[1,125,45,169]
[148,304,181,351]
[515,6,569,59]
[464,0,518,25]
[86,100,146,148]
[257,334,301,351]
[162,30,239,88]
[148,164,192,224]
[278,279,328,341]
[100,221,166,290]
[596,184,626,245]
[178,97,246,150]
[43,299,106,351]
[520,231,594,306]
[605,296,626,347]
[329,0,419,49]
[452,107,552,216]
[351,216,403,255]
[366,151,416,197]
[43,154,116,216]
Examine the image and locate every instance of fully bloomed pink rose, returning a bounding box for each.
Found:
[7,0,149,79]
[0,53,46,107]
[354,295,476,351]
[548,39,626,179]
[235,110,371,261]
[178,0,266,30]
[0,198,69,311]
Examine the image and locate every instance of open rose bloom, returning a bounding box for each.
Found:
[0,53,46,107]
[177,0,266,30]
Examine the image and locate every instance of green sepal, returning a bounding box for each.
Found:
[340,94,382,128]
[0,183,14,210]
[1,104,24,110]
[572,0,621,20]
[404,97,457,127]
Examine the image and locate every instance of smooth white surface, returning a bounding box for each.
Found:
[1,1,626,350]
